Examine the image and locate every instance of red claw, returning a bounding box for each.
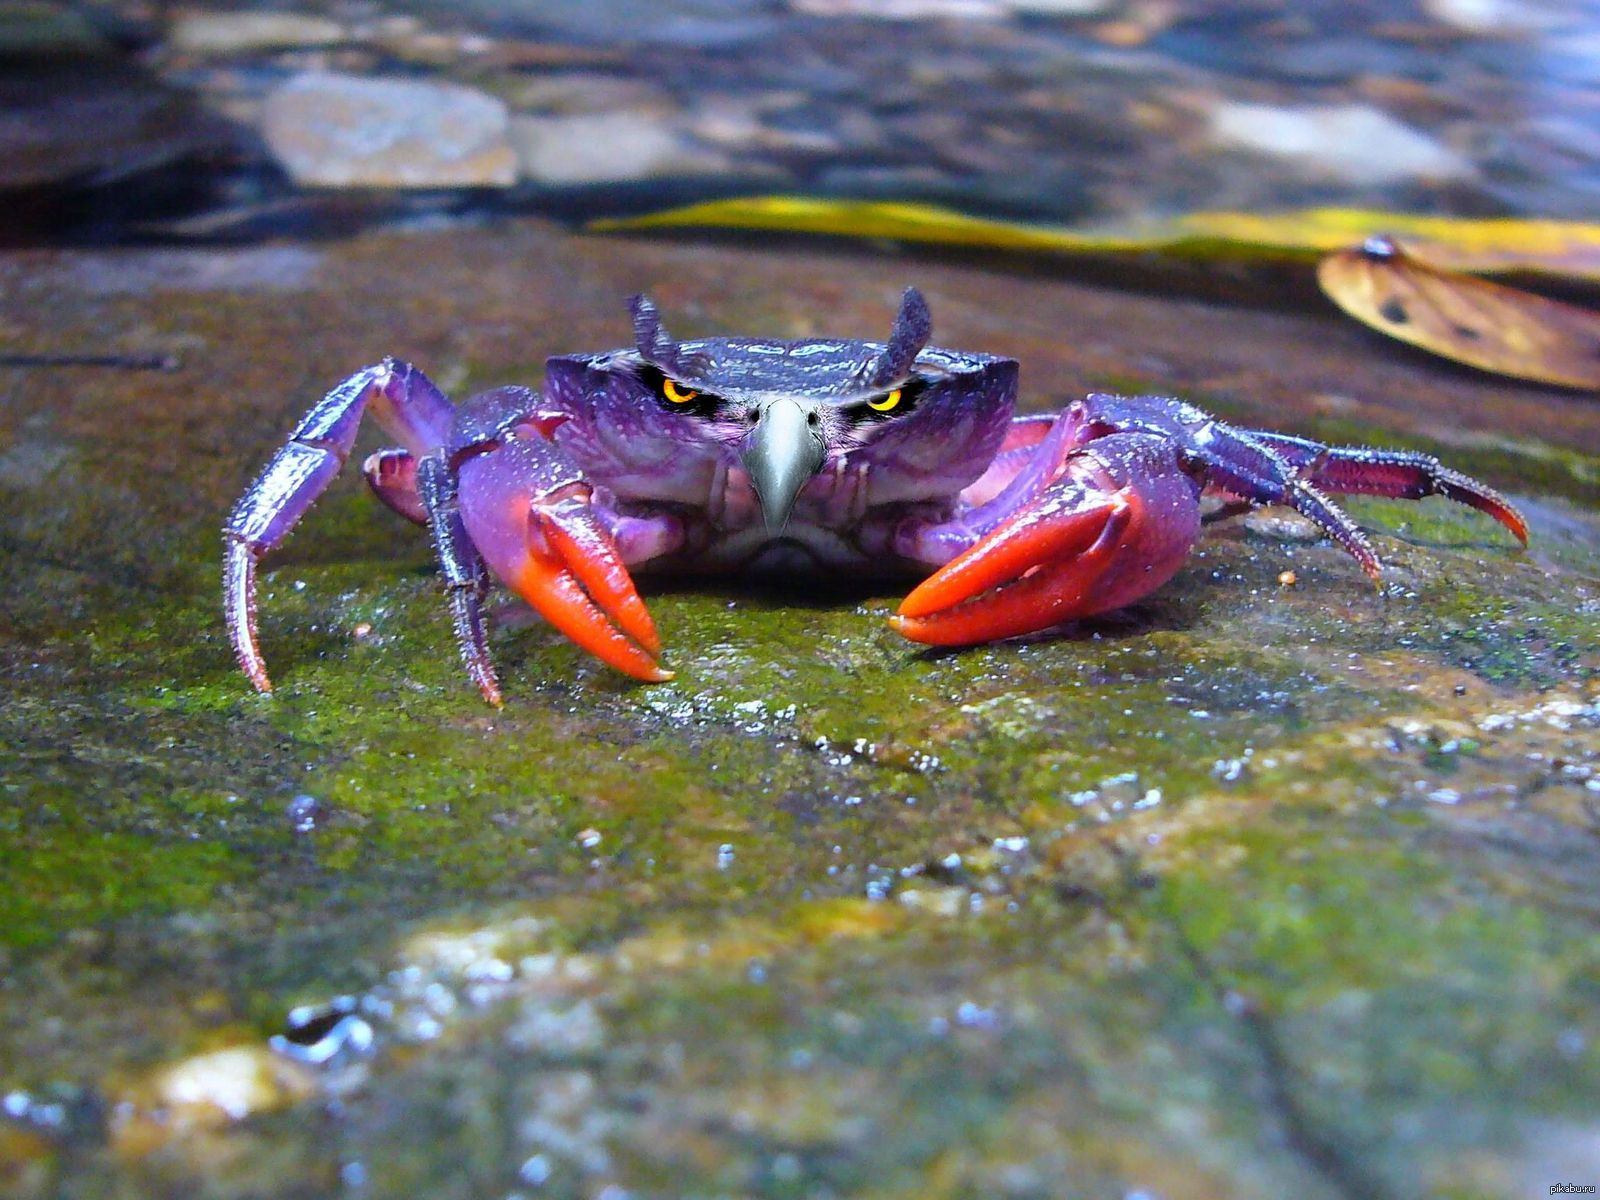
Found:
[892,493,1131,646]
[893,436,1204,647]
[533,505,665,663]
[456,440,671,683]
[500,501,670,683]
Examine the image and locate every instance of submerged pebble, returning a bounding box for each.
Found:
[263,73,517,187]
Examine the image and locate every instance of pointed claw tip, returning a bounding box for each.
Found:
[888,613,937,644]
[894,578,949,621]
[627,660,674,683]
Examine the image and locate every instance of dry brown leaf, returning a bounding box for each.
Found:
[1317,235,1600,390]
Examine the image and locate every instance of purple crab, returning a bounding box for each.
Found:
[225,289,1527,704]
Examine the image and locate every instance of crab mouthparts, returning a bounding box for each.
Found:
[741,399,827,535]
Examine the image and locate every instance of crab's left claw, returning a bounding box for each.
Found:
[457,436,671,682]
[892,434,1202,646]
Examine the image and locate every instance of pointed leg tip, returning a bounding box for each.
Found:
[1355,550,1383,587]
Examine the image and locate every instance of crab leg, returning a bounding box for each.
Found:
[1040,393,1526,578]
[225,360,454,692]
[417,456,502,706]
[455,435,671,682]
[1179,423,1384,581]
[1238,432,1528,544]
[893,434,1202,646]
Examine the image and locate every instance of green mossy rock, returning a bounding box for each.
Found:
[1,221,1596,1199]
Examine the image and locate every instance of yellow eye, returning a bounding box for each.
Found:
[662,378,699,404]
[867,387,903,413]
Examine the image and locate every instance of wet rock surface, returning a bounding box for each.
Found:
[0,219,1596,1197]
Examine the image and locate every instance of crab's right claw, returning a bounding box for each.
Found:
[892,492,1132,646]
[457,439,670,682]
[892,435,1203,647]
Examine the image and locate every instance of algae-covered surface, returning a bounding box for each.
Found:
[2,222,1598,1199]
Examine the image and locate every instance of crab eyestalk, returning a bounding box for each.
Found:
[741,399,827,534]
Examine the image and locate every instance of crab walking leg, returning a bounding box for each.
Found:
[416,456,502,706]
[455,435,672,682]
[224,360,457,692]
[893,433,1203,646]
[1174,421,1384,582]
[1235,432,1528,544]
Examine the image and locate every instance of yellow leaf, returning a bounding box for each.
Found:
[590,197,1600,283]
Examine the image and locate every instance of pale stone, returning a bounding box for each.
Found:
[154,1047,304,1121]
[110,1046,315,1156]
[1008,0,1112,13]
[791,0,1003,17]
[512,112,731,185]
[263,73,516,189]
[507,73,676,117]
[169,12,345,54]
[1421,0,1562,32]
[1209,102,1472,185]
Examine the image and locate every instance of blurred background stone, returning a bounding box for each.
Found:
[262,72,517,188]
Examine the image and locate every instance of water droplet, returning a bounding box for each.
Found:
[955,1001,996,1028]
[286,793,323,833]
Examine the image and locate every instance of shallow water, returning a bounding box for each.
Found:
[7,0,1600,243]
